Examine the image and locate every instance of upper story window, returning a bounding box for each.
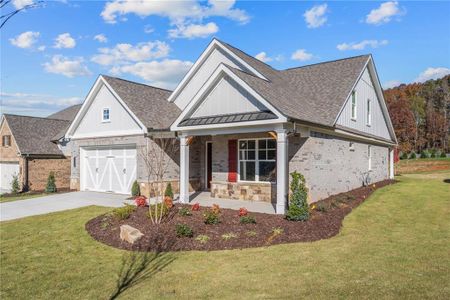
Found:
[2,135,11,147]
[366,98,372,126]
[102,108,110,122]
[238,138,276,182]
[351,91,357,120]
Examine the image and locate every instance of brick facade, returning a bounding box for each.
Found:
[27,157,71,191]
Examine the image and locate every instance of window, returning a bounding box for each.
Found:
[238,138,276,182]
[102,108,110,122]
[368,145,372,171]
[2,135,11,147]
[351,91,357,120]
[366,98,371,126]
[73,156,77,168]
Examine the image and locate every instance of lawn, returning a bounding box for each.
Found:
[1,172,449,299]
[0,192,48,203]
[396,157,450,174]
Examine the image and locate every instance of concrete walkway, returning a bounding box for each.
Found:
[0,191,132,221]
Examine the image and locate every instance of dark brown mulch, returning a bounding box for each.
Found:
[86,179,396,252]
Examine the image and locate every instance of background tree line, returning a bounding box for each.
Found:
[384,75,449,154]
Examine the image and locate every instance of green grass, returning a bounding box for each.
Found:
[0,193,48,203]
[1,172,449,299]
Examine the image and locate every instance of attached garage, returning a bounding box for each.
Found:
[80,145,136,194]
[0,162,19,192]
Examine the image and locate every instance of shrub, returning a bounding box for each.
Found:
[45,172,56,193]
[316,202,328,212]
[440,151,447,158]
[420,150,429,159]
[147,202,169,220]
[11,174,19,194]
[211,204,220,214]
[240,215,256,224]
[179,207,192,216]
[286,171,309,221]
[238,207,248,216]
[245,230,257,237]
[164,196,173,209]
[134,196,147,207]
[271,227,284,235]
[112,204,136,220]
[176,224,193,238]
[164,183,174,199]
[195,235,210,244]
[203,210,220,225]
[430,148,437,158]
[221,232,237,240]
[410,152,417,159]
[400,152,408,160]
[192,203,200,211]
[131,180,140,196]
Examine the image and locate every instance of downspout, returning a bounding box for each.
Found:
[23,154,29,192]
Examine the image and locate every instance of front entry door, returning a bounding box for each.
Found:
[206,142,212,190]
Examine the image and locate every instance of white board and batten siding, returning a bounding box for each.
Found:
[191,75,268,118]
[80,146,136,194]
[174,47,251,110]
[336,68,391,140]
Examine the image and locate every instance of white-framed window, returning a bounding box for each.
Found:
[102,108,110,122]
[351,91,357,120]
[238,138,276,182]
[368,145,372,171]
[366,98,371,126]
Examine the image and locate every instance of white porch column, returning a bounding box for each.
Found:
[179,135,190,203]
[276,129,288,214]
[389,148,395,179]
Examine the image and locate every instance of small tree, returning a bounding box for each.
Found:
[410,152,417,159]
[286,171,309,221]
[164,182,174,199]
[440,151,447,158]
[400,152,408,160]
[420,150,428,159]
[11,174,19,194]
[131,180,140,197]
[45,172,56,193]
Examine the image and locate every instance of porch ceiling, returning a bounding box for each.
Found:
[178,111,277,127]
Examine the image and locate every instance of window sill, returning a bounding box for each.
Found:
[101,120,111,123]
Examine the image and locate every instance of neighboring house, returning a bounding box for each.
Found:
[62,39,397,214]
[0,104,81,192]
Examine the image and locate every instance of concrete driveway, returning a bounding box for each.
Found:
[0,191,133,221]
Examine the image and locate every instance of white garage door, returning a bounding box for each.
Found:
[0,162,19,193]
[81,146,136,194]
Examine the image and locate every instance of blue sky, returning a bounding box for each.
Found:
[1,0,449,117]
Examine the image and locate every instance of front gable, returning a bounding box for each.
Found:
[66,77,145,139]
[0,117,20,160]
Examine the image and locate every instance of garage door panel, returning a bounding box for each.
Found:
[0,163,20,192]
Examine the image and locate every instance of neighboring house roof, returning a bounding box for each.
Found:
[102,76,181,130]
[47,104,82,121]
[3,114,69,156]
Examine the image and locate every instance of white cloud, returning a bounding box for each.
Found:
[54,33,76,48]
[168,22,218,39]
[37,45,46,51]
[383,80,402,89]
[144,25,154,34]
[414,67,450,83]
[303,4,328,28]
[91,41,170,66]
[113,59,193,89]
[255,52,273,63]
[94,34,108,43]
[12,0,34,9]
[337,39,388,51]
[101,0,249,25]
[291,49,314,61]
[366,1,403,25]
[43,55,91,77]
[9,31,40,48]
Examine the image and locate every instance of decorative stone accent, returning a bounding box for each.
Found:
[139,179,201,198]
[210,181,275,203]
[120,225,144,244]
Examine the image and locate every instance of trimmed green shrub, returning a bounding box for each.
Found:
[430,149,437,158]
[286,171,309,221]
[164,182,174,199]
[179,207,192,216]
[420,150,429,159]
[203,210,220,224]
[240,215,256,224]
[410,152,417,159]
[45,172,56,193]
[131,180,140,197]
[400,152,408,160]
[440,151,447,158]
[11,174,20,194]
[112,204,136,220]
[176,224,193,238]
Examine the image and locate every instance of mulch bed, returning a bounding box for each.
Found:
[86,179,395,252]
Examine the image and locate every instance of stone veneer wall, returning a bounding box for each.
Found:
[27,157,71,191]
[288,131,389,202]
[210,181,275,202]
[140,179,201,198]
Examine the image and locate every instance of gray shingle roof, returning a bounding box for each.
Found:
[179,111,277,127]
[102,76,181,130]
[47,104,82,121]
[4,114,70,156]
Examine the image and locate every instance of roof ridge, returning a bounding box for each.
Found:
[3,113,71,122]
[101,74,173,92]
[282,54,371,71]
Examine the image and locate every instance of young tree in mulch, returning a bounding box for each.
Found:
[11,174,19,194]
[131,180,140,197]
[164,182,174,199]
[286,171,309,221]
[45,172,57,193]
[140,136,179,224]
